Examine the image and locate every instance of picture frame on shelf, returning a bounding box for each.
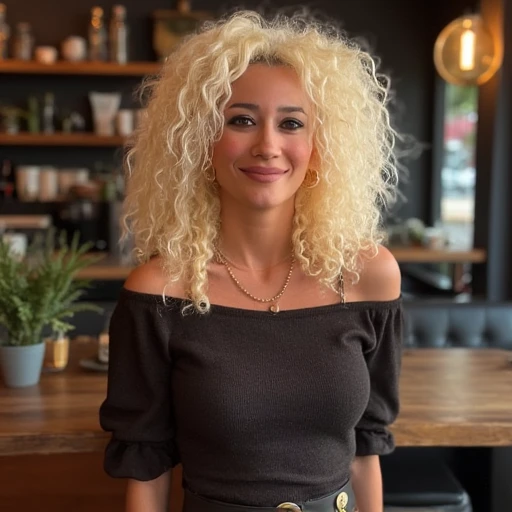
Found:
[152,0,212,61]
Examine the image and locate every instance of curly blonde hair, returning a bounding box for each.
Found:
[123,10,399,313]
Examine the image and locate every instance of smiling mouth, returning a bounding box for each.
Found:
[240,166,287,174]
[238,166,289,183]
[239,167,288,175]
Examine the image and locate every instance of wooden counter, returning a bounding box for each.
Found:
[78,254,134,280]
[2,345,512,456]
[78,247,487,280]
[0,339,108,456]
[393,349,512,447]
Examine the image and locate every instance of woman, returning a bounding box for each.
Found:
[100,10,403,512]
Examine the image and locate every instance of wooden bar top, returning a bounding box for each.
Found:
[78,247,487,280]
[393,349,512,447]
[2,346,511,456]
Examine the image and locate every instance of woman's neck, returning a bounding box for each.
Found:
[217,203,294,271]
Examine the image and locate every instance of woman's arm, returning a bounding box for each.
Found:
[350,455,383,512]
[126,470,172,512]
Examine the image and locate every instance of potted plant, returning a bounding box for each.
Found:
[0,230,102,387]
[0,105,27,134]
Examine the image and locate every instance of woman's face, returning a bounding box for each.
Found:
[212,64,314,212]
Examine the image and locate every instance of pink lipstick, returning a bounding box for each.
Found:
[239,166,288,183]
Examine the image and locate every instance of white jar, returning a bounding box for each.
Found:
[2,232,28,259]
[34,45,58,64]
[15,166,40,201]
[58,169,78,197]
[39,166,58,201]
[61,36,87,62]
[116,109,134,136]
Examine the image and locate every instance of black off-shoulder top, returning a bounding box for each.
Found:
[99,288,403,506]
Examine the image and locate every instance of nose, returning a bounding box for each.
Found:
[251,124,281,159]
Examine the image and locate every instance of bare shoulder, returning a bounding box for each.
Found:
[124,256,186,297]
[354,245,401,302]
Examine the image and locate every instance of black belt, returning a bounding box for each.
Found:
[183,481,356,512]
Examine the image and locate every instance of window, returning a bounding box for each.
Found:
[439,84,478,249]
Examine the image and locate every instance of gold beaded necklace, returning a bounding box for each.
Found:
[215,249,295,313]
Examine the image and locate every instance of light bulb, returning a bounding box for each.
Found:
[459,23,476,71]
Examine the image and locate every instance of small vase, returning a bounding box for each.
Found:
[43,336,70,372]
[0,342,45,387]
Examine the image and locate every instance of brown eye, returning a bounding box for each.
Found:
[281,119,304,130]
[228,116,255,126]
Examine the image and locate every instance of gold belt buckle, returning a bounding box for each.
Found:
[336,491,349,512]
[276,502,301,512]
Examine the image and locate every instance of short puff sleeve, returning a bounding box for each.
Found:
[355,303,403,456]
[99,290,179,480]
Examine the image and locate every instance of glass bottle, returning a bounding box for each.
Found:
[27,95,40,133]
[88,6,107,61]
[0,159,14,199]
[109,5,128,64]
[97,312,111,364]
[42,92,55,134]
[13,22,34,61]
[0,3,10,60]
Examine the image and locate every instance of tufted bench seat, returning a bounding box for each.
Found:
[383,300,512,512]
[403,301,512,349]
[72,299,512,350]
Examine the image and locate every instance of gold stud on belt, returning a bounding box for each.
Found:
[336,491,348,512]
[276,502,301,512]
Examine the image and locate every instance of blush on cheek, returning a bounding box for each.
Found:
[212,134,244,167]
[289,144,314,169]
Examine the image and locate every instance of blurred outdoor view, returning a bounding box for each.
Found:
[441,84,478,249]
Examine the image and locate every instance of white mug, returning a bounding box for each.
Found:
[61,36,87,62]
[2,232,28,259]
[74,168,90,184]
[39,166,58,201]
[116,109,134,136]
[16,166,40,201]
[58,169,79,197]
[35,46,58,64]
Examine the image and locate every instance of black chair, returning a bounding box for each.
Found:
[382,454,472,512]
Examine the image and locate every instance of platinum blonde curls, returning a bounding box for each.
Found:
[122,11,399,312]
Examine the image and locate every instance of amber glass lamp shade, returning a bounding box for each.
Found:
[434,14,502,86]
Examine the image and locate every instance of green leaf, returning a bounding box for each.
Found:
[0,228,103,346]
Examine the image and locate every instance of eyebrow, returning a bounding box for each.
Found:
[227,102,307,115]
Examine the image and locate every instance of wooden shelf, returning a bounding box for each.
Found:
[0,60,161,76]
[0,214,52,229]
[0,132,125,147]
[388,246,486,264]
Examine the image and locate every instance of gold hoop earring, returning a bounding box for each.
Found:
[205,167,216,183]
[302,169,320,189]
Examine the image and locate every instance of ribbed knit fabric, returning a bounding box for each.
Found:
[100,288,403,506]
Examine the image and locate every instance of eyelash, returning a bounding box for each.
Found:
[227,116,304,130]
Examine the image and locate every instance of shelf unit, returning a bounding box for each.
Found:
[73,247,488,280]
[0,133,126,147]
[0,61,156,148]
[0,60,161,76]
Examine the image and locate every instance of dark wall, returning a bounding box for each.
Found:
[0,0,477,222]
[473,0,512,301]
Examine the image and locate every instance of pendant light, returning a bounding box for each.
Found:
[434,14,502,86]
